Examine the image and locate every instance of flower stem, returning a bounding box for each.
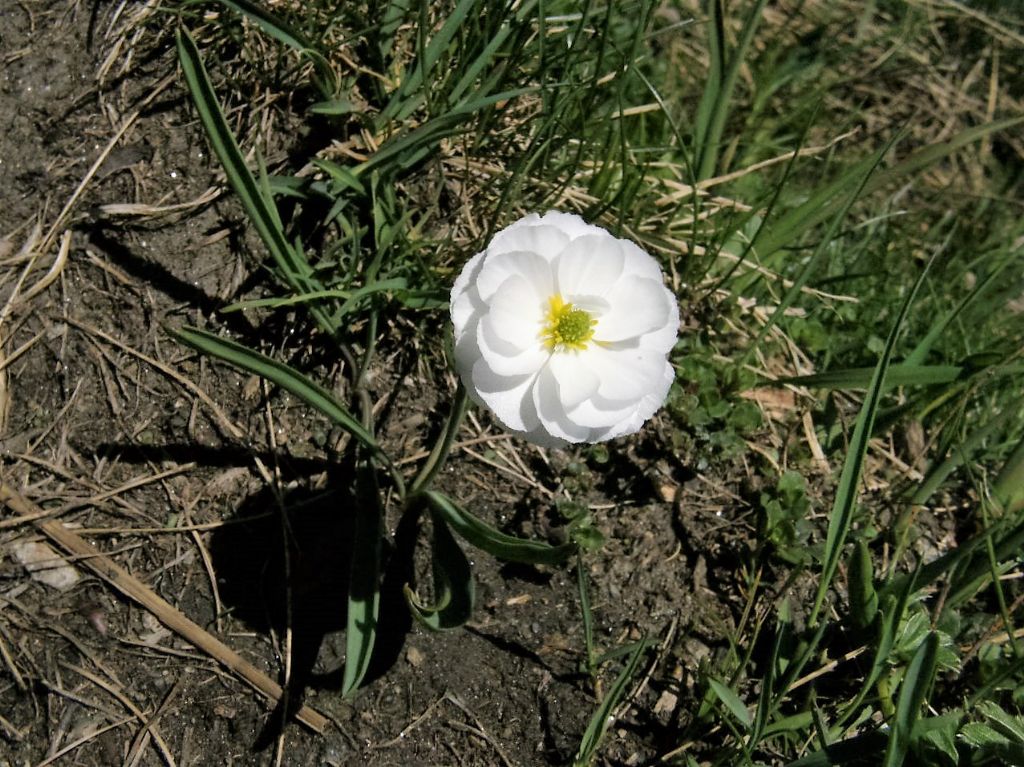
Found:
[409,382,469,496]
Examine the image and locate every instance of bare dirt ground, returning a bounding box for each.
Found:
[0,3,768,765]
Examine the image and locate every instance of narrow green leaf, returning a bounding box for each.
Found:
[709,677,753,730]
[836,579,917,732]
[176,28,333,333]
[910,415,1004,506]
[751,133,899,357]
[809,251,937,626]
[882,632,939,767]
[762,711,814,738]
[312,158,365,194]
[694,0,769,180]
[222,278,408,314]
[904,241,1008,366]
[750,599,791,745]
[423,490,575,565]
[848,539,879,633]
[308,98,357,116]
[343,465,383,697]
[404,513,475,631]
[172,326,376,450]
[775,364,963,390]
[573,640,648,767]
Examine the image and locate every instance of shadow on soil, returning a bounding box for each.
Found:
[208,472,419,751]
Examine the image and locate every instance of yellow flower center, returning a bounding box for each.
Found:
[541,295,596,352]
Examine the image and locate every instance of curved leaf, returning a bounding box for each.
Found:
[172,326,376,450]
[404,513,475,631]
[423,490,575,565]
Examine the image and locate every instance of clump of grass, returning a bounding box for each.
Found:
[168,0,1024,763]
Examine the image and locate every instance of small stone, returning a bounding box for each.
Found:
[12,541,80,590]
[406,646,424,667]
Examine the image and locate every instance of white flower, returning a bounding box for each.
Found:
[450,211,679,448]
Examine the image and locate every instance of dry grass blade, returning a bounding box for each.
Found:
[0,483,330,734]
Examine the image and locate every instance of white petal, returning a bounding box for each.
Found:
[619,239,665,282]
[454,317,484,384]
[535,210,605,241]
[518,426,569,449]
[450,250,486,339]
[555,236,625,298]
[547,352,600,410]
[470,360,541,433]
[600,359,675,440]
[570,295,611,317]
[477,317,549,376]
[585,344,669,402]
[566,393,640,429]
[594,276,673,342]
[533,364,592,443]
[476,250,553,302]
[635,290,680,354]
[484,275,545,350]
[488,222,571,263]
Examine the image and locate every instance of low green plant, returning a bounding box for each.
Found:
[168,0,1024,763]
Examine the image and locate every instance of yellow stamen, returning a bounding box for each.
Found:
[540,295,596,352]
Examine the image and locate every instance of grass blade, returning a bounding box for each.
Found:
[847,539,879,634]
[573,640,649,767]
[994,435,1024,514]
[709,677,753,730]
[775,364,963,390]
[694,0,769,180]
[754,116,1024,260]
[221,278,408,314]
[423,490,575,565]
[377,0,481,125]
[210,0,337,96]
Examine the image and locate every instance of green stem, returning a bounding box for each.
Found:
[409,382,470,496]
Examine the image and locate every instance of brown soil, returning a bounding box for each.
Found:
[0,3,789,766]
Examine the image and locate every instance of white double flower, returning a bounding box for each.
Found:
[451,211,679,448]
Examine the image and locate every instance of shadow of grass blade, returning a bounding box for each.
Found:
[210,0,337,97]
[573,640,648,767]
[176,28,331,332]
[423,490,574,565]
[172,326,376,450]
[404,512,475,631]
[809,249,939,626]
